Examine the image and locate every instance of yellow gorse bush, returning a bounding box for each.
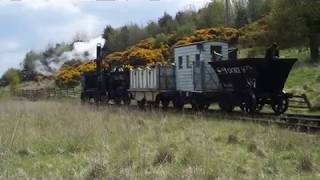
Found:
[56,61,96,87]
[175,28,239,46]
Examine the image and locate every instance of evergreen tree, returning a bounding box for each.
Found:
[158,12,176,33]
[234,0,248,28]
[271,0,320,62]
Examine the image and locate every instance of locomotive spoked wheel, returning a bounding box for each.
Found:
[272,96,289,114]
[240,92,257,114]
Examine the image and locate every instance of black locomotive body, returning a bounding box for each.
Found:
[80,44,131,105]
[80,70,131,104]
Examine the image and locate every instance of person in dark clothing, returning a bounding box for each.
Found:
[265,43,279,61]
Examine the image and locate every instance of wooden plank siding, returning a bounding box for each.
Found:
[130,65,175,91]
[174,41,229,92]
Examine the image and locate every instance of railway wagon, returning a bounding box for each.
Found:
[129,65,176,107]
[173,41,230,109]
[209,58,297,114]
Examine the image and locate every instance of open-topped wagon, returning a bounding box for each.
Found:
[209,58,297,114]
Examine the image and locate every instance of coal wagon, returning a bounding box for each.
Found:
[209,58,297,114]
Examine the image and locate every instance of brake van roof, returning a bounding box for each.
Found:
[174,40,228,49]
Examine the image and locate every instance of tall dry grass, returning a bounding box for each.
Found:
[0,100,319,180]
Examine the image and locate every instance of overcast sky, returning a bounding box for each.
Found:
[0,0,211,76]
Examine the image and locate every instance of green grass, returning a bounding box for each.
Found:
[286,64,320,111]
[0,100,319,179]
[0,87,10,99]
[239,47,310,61]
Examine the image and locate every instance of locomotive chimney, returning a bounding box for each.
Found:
[96,43,102,73]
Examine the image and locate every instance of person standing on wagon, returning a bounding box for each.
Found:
[265,43,280,61]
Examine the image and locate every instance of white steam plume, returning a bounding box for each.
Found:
[35,36,105,76]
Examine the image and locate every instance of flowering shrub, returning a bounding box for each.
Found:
[56,61,96,87]
[103,38,168,68]
[125,47,165,67]
[175,27,239,46]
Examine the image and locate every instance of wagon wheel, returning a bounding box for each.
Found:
[81,93,88,104]
[272,96,289,114]
[195,101,210,111]
[240,92,257,114]
[200,103,210,111]
[218,95,234,112]
[160,99,170,109]
[94,95,104,105]
[123,97,131,106]
[102,95,110,105]
[191,99,200,111]
[114,97,122,105]
[173,98,184,110]
[154,97,161,108]
[88,97,96,105]
[122,94,131,106]
[137,99,146,109]
[255,103,264,112]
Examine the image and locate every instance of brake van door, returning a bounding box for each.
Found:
[193,57,203,91]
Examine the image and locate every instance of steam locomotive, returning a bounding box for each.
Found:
[81,42,297,114]
[80,44,131,105]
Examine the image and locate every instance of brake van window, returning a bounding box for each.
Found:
[178,56,183,69]
[186,55,192,68]
[195,54,200,67]
[211,45,222,61]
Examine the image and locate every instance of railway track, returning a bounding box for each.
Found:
[83,101,320,132]
[280,114,320,131]
[139,106,320,133]
[121,103,320,132]
[201,110,320,132]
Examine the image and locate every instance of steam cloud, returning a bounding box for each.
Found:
[35,36,105,76]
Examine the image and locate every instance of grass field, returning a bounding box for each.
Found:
[0,100,319,180]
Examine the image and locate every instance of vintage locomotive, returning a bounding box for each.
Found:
[80,44,131,105]
[81,41,297,114]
